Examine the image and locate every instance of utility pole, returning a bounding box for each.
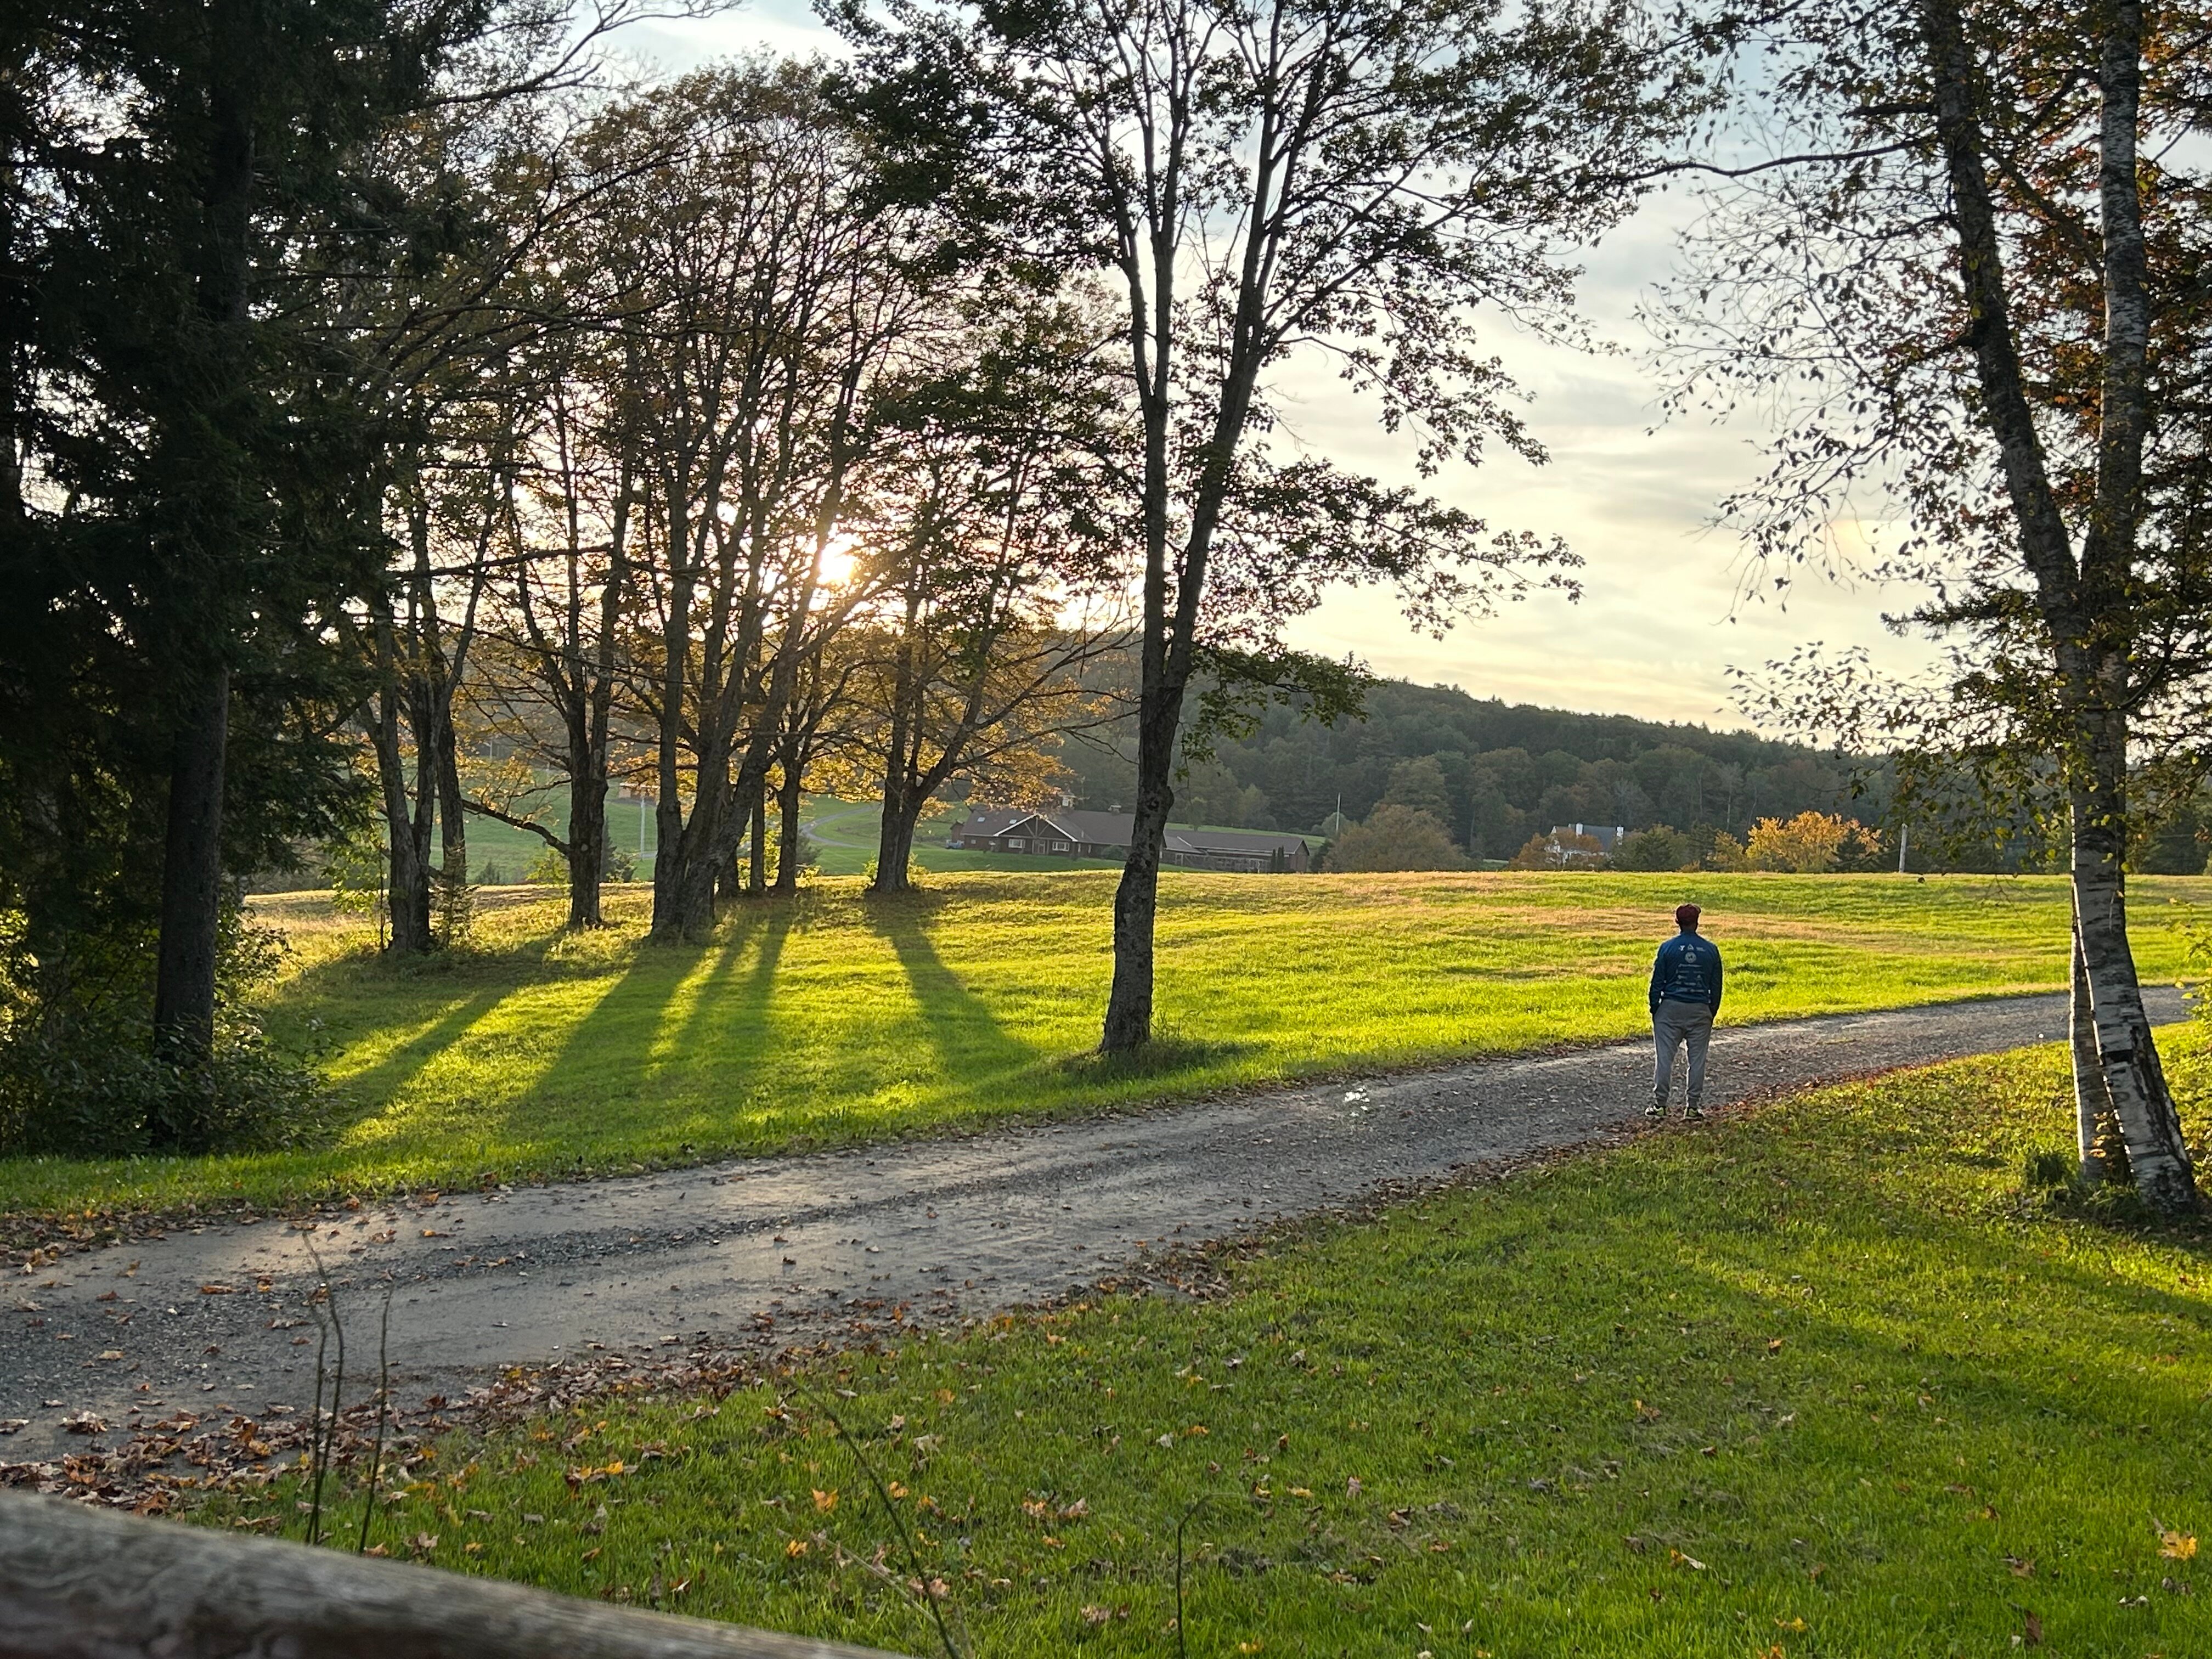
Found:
[1896,822,1909,874]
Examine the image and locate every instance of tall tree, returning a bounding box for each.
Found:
[848,0,1698,1048]
[1659,0,2211,1212]
[466,352,642,928]
[582,65,931,940]
[3,0,422,1105]
[857,304,1130,892]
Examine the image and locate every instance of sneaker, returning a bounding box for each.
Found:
[1684,1104,1704,1121]
[1645,1101,1665,1120]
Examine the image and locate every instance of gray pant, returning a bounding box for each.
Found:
[1652,1000,1714,1108]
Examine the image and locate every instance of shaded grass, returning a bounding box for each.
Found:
[4,870,2208,1219]
[197,1035,2212,1656]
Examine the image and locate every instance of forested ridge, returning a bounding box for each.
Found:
[1063,678,1886,858]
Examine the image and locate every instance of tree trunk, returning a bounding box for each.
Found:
[2071,780,2196,1212]
[433,707,469,945]
[151,0,255,1086]
[1102,682,1180,1051]
[875,795,921,896]
[567,743,607,930]
[151,666,229,1079]
[747,780,768,896]
[873,799,919,894]
[774,764,804,893]
[871,622,919,895]
[647,507,698,939]
[2069,913,2120,1184]
[368,631,433,957]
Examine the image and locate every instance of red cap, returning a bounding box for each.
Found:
[1675,903,1701,928]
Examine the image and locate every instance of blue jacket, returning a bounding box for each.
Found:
[1650,930,1723,1015]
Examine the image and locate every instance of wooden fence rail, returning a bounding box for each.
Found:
[0,1490,909,1658]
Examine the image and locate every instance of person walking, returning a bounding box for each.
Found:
[1648,902,1722,1120]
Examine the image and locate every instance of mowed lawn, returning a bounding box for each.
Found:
[3,871,2207,1217]
[196,1039,2212,1656]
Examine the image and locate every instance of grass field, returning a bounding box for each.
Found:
[2,871,2206,1220]
[196,1039,2212,1656]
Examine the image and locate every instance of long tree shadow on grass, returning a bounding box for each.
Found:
[318,985,511,1137]
[669,902,795,1070]
[863,893,1249,1100]
[862,897,1037,1079]
[482,906,798,1161]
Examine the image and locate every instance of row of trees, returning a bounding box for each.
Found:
[1321,806,1884,873]
[371,62,1132,953]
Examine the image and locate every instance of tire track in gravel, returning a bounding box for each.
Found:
[1,989,2177,1461]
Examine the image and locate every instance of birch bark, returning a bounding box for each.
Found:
[1918,0,2196,1211]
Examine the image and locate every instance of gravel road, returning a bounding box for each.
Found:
[1,990,2176,1461]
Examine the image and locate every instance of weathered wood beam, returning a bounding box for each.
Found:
[0,1491,909,1658]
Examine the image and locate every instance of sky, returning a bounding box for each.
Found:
[611,3,1943,732]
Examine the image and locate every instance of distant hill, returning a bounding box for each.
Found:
[1057,679,1886,860]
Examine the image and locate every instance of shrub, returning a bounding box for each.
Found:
[1613,826,1693,871]
[1329,805,1469,872]
[0,911,336,1157]
[1705,831,1750,871]
[1744,811,1882,873]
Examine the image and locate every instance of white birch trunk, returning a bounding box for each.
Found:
[2072,804,2196,1212]
[2070,909,2118,1183]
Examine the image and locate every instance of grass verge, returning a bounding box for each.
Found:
[3,870,2205,1219]
[196,1034,2212,1656]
